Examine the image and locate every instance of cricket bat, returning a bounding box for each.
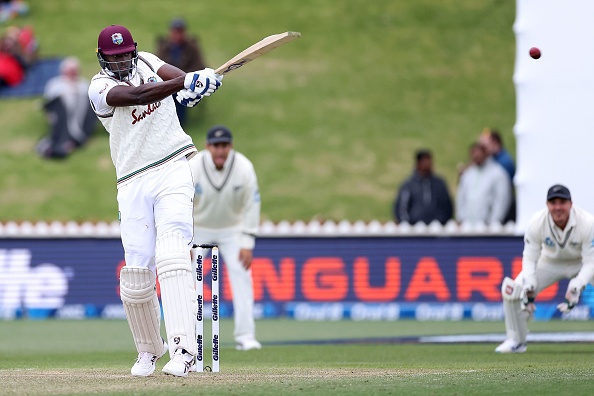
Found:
[214,31,301,76]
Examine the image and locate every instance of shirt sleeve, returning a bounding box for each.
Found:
[489,169,511,223]
[240,161,261,250]
[521,212,543,277]
[138,51,167,73]
[575,216,594,289]
[88,76,120,116]
[394,182,410,223]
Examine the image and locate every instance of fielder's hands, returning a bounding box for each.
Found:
[521,275,537,314]
[184,68,223,97]
[557,277,584,313]
[239,249,253,270]
[175,89,202,107]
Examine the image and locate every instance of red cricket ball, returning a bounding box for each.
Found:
[529,47,541,59]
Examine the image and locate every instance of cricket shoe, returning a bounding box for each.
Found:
[162,348,195,377]
[131,340,168,377]
[495,339,527,353]
[235,336,262,351]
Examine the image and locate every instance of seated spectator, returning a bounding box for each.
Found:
[156,17,207,126]
[456,142,512,225]
[36,56,96,159]
[0,0,29,25]
[393,149,453,225]
[0,25,37,87]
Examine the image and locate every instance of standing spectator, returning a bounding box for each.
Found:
[189,125,262,351]
[456,142,511,224]
[496,184,594,353]
[393,149,453,225]
[480,128,517,222]
[156,17,207,126]
[88,24,222,377]
[480,128,515,180]
[37,56,96,158]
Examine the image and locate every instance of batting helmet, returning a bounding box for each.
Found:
[96,25,138,81]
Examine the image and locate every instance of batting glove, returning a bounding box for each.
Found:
[175,89,202,108]
[557,277,584,313]
[184,68,222,97]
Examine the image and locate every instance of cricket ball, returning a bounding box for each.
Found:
[529,47,541,59]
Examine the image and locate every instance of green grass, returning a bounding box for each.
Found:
[1,320,593,395]
[0,0,516,222]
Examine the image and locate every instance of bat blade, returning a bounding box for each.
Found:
[214,31,301,75]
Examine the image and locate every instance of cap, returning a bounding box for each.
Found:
[97,25,136,56]
[547,184,571,201]
[170,18,186,30]
[206,125,233,144]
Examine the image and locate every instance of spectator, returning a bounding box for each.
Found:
[156,17,207,126]
[456,142,511,225]
[0,25,36,87]
[0,1,29,25]
[393,149,453,225]
[479,128,515,180]
[480,128,517,222]
[36,56,96,159]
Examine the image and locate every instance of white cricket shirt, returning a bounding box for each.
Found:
[88,51,196,186]
[189,149,260,249]
[522,205,594,289]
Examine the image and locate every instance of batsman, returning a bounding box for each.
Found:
[496,184,594,353]
[88,24,222,377]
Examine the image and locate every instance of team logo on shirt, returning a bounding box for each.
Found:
[544,237,554,247]
[147,76,157,83]
[111,33,124,45]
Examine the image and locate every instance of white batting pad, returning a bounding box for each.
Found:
[156,232,197,356]
[120,266,166,355]
[500,277,528,343]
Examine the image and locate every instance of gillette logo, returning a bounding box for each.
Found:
[212,295,219,321]
[197,335,203,361]
[196,256,203,281]
[212,334,219,361]
[197,294,203,320]
[211,255,218,282]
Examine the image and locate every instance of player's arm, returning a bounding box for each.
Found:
[519,213,545,311]
[239,163,261,269]
[106,75,185,107]
[106,64,220,108]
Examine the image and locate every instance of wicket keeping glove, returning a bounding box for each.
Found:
[175,89,202,108]
[184,68,222,97]
[557,277,584,313]
[521,275,537,314]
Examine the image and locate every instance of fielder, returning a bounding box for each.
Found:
[88,24,222,377]
[496,184,594,353]
[189,125,262,351]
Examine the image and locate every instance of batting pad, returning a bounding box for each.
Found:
[156,232,197,356]
[501,277,528,344]
[120,266,166,356]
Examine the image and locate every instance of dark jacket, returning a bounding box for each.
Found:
[393,172,453,225]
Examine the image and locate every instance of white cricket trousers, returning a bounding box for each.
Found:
[194,227,256,341]
[117,157,195,271]
[514,260,591,294]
